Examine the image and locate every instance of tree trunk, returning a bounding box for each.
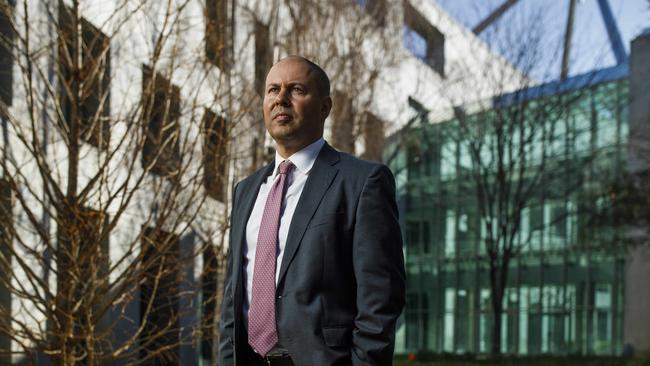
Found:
[490,253,512,357]
[490,285,503,357]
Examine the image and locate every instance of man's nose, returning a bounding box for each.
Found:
[275,87,290,106]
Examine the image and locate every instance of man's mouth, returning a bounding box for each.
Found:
[273,112,293,121]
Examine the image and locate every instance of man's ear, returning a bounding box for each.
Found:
[321,96,332,120]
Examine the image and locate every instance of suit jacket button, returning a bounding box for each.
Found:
[277,295,283,299]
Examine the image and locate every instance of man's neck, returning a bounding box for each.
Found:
[275,138,322,158]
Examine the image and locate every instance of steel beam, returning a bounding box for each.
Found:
[596,0,628,64]
[472,0,520,35]
[561,0,578,81]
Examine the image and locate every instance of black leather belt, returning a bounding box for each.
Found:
[252,352,293,366]
[245,343,294,366]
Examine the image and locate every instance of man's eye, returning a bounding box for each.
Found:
[267,87,279,94]
[292,87,305,94]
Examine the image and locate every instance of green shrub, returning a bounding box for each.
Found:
[393,354,630,366]
[628,351,650,366]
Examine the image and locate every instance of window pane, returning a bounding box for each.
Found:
[444,288,455,352]
[445,211,455,258]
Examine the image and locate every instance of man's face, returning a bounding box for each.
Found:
[263,59,331,153]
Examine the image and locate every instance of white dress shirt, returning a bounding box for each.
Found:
[243,137,325,320]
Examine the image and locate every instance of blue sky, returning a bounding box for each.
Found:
[434,0,650,82]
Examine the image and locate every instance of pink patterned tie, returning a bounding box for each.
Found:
[248,160,295,356]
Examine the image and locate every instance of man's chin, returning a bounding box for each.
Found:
[269,129,296,141]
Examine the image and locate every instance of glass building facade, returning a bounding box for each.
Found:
[390,74,629,356]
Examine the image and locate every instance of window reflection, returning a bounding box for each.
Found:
[394,79,628,356]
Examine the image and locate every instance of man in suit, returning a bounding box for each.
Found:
[219,55,405,366]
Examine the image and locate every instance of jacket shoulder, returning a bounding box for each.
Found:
[335,150,393,178]
[236,165,269,187]
[231,164,271,202]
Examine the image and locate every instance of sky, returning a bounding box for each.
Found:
[434,0,650,82]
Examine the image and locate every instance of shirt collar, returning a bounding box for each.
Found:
[273,138,325,176]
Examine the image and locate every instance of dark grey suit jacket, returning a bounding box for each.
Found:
[218,143,405,366]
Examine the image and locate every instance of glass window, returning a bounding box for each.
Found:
[596,105,617,149]
[254,20,271,97]
[459,213,468,233]
[549,203,567,249]
[404,292,430,350]
[529,204,543,251]
[441,142,456,178]
[549,117,567,158]
[200,241,219,361]
[593,284,612,354]
[567,201,577,244]
[423,221,431,253]
[479,289,491,353]
[502,288,518,353]
[457,212,469,256]
[140,227,181,362]
[405,293,419,349]
[141,66,181,178]
[0,177,13,361]
[571,110,591,154]
[59,6,111,148]
[0,1,15,106]
[541,285,565,353]
[528,287,541,354]
[205,0,228,69]
[445,211,456,258]
[526,122,544,163]
[456,289,471,353]
[619,103,629,143]
[459,143,471,172]
[519,287,529,354]
[480,134,495,166]
[203,110,228,202]
[405,221,421,255]
[567,285,577,353]
[444,288,455,352]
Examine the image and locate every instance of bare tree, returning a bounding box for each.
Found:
[0,0,408,364]
[450,90,600,356]
[0,0,235,364]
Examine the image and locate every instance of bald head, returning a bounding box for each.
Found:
[262,54,333,158]
[273,56,330,97]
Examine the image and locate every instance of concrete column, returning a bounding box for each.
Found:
[624,27,650,356]
[628,28,650,173]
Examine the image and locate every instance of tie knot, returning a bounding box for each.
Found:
[278,160,295,175]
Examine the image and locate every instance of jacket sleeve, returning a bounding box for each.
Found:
[351,165,406,366]
[218,183,239,366]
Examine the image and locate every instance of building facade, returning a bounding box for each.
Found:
[390,30,650,356]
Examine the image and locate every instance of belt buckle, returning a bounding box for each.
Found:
[264,353,289,364]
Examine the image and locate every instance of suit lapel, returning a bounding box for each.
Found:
[231,163,274,296]
[277,143,340,287]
